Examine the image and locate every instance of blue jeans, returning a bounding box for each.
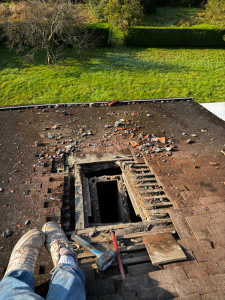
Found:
[0,264,85,300]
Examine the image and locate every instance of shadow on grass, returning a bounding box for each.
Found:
[0,46,47,70]
[63,46,190,74]
[0,45,189,74]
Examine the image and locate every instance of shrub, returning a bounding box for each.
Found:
[125,26,225,47]
[0,25,3,45]
[2,1,108,64]
[0,4,10,21]
[196,0,225,27]
[140,0,156,15]
[88,0,143,30]
[88,0,108,20]
[156,0,206,7]
[87,23,111,46]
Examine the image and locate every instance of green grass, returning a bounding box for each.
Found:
[140,7,201,27]
[0,46,224,105]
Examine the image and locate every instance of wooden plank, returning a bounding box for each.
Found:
[77,244,146,259]
[139,189,164,194]
[82,177,92,217]
[89,178,101,223]
[68,221,149,235]
[74,166,85,230]
[122,171,143,218]
[67,219,172,236]
[135,174,155,178]
[70,224,176,245]
[143,195,168,200]
[142,201,173,208]
[135,178,157,183]
[117,225,175,240]
[143,232,186,265]
[136,183,160,187]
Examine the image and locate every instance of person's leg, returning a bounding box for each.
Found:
[46,263,85,300]
[0,269,43,300]
[42,222,86,300]
[0,229,45,300]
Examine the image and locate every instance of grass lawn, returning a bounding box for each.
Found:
[0,46,224,105]
[140,7,201,27]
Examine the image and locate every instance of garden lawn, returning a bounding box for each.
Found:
[0,46,224,105]
[140,7,201,27]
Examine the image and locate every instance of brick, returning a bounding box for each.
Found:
[165,266,188,283]
[199,196,224,206]
[82,267,95,285]
[169,210,194,240]
[201,261,222,276]
[148,266,188,286]
[216,202,225,212]
[192,248,212,263]
[192,204,219,215]
[202,292,225,300]
[210,247,225,261]
[116,274,152,293]
[120,292,138,300]
[128,262,159,275]
[175,276,217,296]
[178,239,212,252]
[203,189,224,198]
[173,280,196,296]
[162,256,195,270]
[181,191,205,202]
[183,250,196,262]
[170,179,188,191]
[148,270,168,286]
[183,262,208,278]
[162,187,185,208]
[183,261,221,278]
[95,269,120,280]
[185,215,212,240]
[86,279,115,296]
[207,223,225,238]
[217,260,225,272]
[175,294,202,300]
[136,285,178,300]
[209,212,225,224]
[98,294,123,300]
[209,274,225,291]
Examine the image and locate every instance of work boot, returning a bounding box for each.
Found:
[42,221,77,266]
[4,229,45,276]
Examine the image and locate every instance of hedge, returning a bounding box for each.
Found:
[0,26,4,45]
[125,26,225,48]
[87,23,111,47]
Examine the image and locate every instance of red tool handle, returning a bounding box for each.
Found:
[110,231,125,280]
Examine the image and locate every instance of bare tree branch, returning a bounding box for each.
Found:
[3,0,94,64]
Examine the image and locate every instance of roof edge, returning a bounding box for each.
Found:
[0,97,193,111]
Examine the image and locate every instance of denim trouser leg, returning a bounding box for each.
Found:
[46,263,86,300]
[0,264,85,300]
[0,270,44,300]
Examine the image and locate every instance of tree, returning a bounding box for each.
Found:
[89,0,144,30]
[197,0,225,27]
[3,0,93,64]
